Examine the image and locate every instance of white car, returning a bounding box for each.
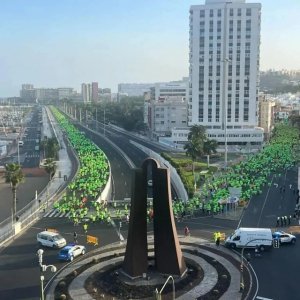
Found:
[37,231,67,249]
[272,231,296,244]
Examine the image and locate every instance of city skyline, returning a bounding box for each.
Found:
[1,0,300,97]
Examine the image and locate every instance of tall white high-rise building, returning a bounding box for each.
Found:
[189,0,263,146]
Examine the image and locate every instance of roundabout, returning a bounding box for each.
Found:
[45,236,251,300]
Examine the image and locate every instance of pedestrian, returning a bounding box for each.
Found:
[280,216,283,227]
[284,216,287,226]
[289,184,292,189]
[288,215,291,225]
[276,217,280,227]
[73,231,78,243]
[184,226,190,237]
[83,223,88,234]
[216,236,220,247]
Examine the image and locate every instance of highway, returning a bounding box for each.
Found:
[0,112,299,299]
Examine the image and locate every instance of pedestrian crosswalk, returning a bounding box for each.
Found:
[43,209,71,218]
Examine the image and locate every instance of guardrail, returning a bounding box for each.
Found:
[129,140,188,202]
[0,116,80,247]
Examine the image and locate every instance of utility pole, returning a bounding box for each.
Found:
[104,107,106,137]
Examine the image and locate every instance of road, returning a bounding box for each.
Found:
[0,113,299,299]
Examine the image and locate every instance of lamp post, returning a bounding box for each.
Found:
[239,238,273,292]
[17,140,20,165]
[222,58,230,169]
[37,249,57,300]
[103,107,106,137]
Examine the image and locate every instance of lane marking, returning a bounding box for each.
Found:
[256,296,273,300]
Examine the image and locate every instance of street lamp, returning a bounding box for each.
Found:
[239,238,273,292]
[222,58,231,169]
[37,249,57,300]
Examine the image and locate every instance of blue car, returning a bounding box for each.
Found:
[58,244,86,261]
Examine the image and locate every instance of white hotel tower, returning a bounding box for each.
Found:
[188,0,263,147]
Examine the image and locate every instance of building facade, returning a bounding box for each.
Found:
[145,79,188,139]
[118,83,154,97]
[81,83,91,103]
[92,82,99,103]
[188,0,263,145]
[258,94,275,140]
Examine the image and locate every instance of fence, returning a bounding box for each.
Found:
[0,132,79,247]
[129,140,188,202]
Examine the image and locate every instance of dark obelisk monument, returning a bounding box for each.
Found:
[123,158,186,277]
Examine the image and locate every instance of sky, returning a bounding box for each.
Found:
[0,0,300,97]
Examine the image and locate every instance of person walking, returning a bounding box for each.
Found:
[280,216,283,227]
[288,215,291,225]
[73,231,78,243]
[276,217,280,227]
[83,223,88,234]
[284,216,287,226]
[184,226,190,237]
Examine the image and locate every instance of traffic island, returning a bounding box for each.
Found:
[46,238,251,300]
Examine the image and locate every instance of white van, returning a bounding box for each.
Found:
[37,231,67,249]
[225,227,272,251]
[18,141,24,147]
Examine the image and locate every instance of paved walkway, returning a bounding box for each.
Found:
[45,236,243,300]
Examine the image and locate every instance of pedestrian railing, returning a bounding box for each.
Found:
[0,129,80,247]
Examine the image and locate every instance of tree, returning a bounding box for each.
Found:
[44,158,57,180]
[184,125,207,190]
[184,125,218,190]
[5,163,24,222]
[203,139,218,156]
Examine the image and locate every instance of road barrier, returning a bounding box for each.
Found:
[87,235,98,246]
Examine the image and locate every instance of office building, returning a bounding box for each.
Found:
[188,0,263,145]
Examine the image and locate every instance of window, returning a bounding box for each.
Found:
[210,9,214,17]
[238,8,241,16]
[200,10,205,18]
[218,9,222,17]
[230,8,233,16]
[246,8,251,16]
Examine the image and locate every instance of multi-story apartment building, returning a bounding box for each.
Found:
[188,0,263,145]
[145,79,188,139]
[258,94,275,140]
[58,88,74,100]
[81,83,91,103]
[92,82,99,103]
[118,83,154,97]
[20,84,36,102]
[36,88,58,103]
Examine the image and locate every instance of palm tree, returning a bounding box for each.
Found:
[5,163,24,222]
[44,158,57,180]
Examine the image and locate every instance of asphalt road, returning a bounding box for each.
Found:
[0,113,299,299]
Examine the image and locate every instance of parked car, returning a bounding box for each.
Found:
[272,231,296,244]
[58,244,86,261]
[37,231,67,249]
